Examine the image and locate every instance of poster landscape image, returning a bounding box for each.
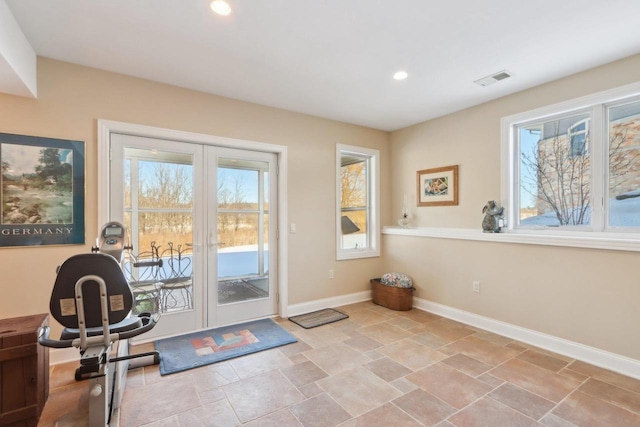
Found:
[1,144,74,225]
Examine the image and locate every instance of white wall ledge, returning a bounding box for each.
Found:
[383,226,640,252]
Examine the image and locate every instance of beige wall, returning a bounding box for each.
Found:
[0,58,390,335]
[386,54,640,360]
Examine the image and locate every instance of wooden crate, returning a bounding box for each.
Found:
[0,314,49,427]
[370,279,413,311]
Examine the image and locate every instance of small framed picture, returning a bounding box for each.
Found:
[417,165,458,207]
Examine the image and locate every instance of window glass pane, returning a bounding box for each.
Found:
[138,160,193,209]
[608,100,640,227]
[340,159,368,249]
[517,113,591,227]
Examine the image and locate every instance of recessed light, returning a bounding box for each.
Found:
[393,71,408,81]
[211,0,232,16]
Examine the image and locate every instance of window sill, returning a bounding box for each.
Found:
[382,226,640,252]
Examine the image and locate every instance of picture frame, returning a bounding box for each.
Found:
[416,165,458,207]
[1,133,85,247]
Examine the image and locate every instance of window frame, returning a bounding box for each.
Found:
[501,81,640,247]
[336,144,380,260]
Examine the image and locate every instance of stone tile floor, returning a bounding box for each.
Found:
[39,301,640,426]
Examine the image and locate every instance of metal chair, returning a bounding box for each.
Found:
[160,242,193,311]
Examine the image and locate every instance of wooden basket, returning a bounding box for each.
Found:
[370,279,413,311]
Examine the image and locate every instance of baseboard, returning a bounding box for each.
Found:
[413,297,640,380]
[49,347,79,365]
[286,291,371,317]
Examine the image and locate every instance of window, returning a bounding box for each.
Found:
[502,83,640,236]
[336,144,380,259]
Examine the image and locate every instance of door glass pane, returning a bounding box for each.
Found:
[217,159,269,305]
[608,100,640,227]
[123,148,194,313]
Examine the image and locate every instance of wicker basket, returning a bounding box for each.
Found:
[370,279,413,311]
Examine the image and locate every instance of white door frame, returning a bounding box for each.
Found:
[97,119,289,321]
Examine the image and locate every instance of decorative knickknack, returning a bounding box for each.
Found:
[482,200,504,233]
[397,195,410,228]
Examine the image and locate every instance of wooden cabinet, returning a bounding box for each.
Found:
[0,314,49,427]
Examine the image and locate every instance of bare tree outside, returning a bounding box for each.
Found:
[520,117,638,226]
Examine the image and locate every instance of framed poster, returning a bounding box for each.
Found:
[0,133,85,247]
[417,165,458,207]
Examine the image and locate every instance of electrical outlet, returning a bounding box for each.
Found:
[329,269,335,279]
[473,281,480,293]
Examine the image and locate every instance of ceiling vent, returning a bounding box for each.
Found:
[474,70,512,87]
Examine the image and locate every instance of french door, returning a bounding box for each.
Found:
[109,134,278,339]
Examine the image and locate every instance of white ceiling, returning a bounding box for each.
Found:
[4,0,640,131]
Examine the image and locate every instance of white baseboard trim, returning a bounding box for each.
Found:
[413,297,640,380]
[49,347,79,365]
[287,291,371,317]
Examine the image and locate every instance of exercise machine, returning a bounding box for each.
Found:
[39,222,160,426]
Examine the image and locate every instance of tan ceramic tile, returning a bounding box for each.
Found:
[489,382,556,420]
[342,331,384,352]
[517,349,571,373]
[38,382,88,427]
[558,367,589,383]
[357,322,413,345]
[406,363,493,409]
[120,375,200,426]
[337,301,377,314]
[347,402,422,427]
[177,399,241,426]
[280,360,329,388]
[329,319,362,334]
[363,349,385,360]
[441,353,493,377]
[539,413,580,427]
[187,360,240,391]
[223,370,304,423]
[386,316,422,330]
[365,357,412,382]
[427,318,477,341]
[142,415,182,426]
[448,396,541,427]
[290,393,351,427]
[242,408,304,427]
[477,372,505,388]
[472,330,516,347]
[289,353,309,364]
[199,387,226,404]
[299,382,324,398]
[316,366,402,417]
[506,341,529,352]
[278,340,313,357]
[389,377,419,393]
[228,347,293,379]
[566,360,640,394]
[292,326,352,348]
[393,389,457,425]
[48,361,80,390]
[552,390,640,426]
[442,335,520,366]
[378,338,446,370]
[490,358,581,403]
[578,378,640,414]
[345,309,392,327]
[304,342,372,375]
